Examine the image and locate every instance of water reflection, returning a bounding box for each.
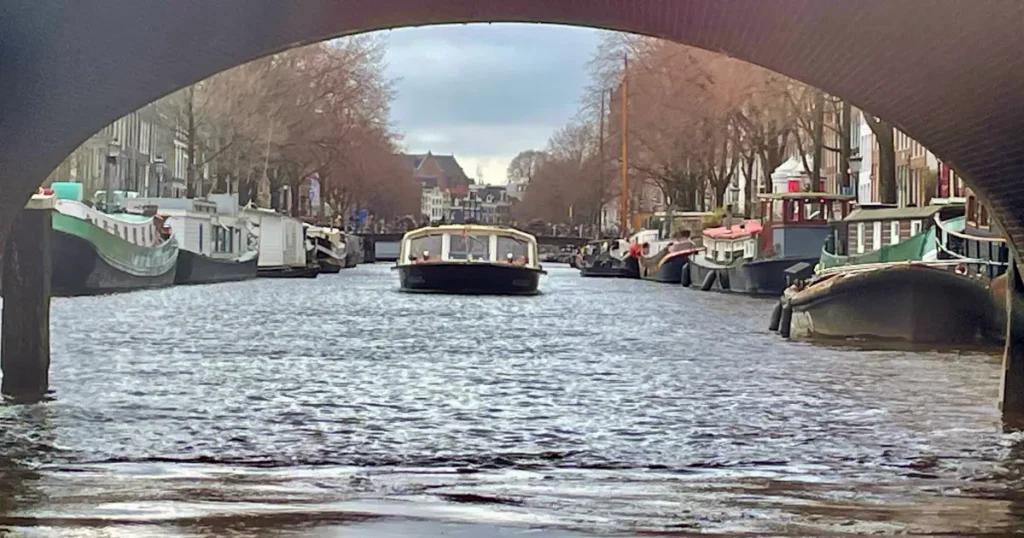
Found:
[0,264,1022,535]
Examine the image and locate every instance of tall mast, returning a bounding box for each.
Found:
[619,54,629,235]
[597,88,606,238]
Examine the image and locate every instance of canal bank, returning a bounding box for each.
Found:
[1,264,1018,536]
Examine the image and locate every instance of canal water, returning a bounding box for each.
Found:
[0,264,1020,536]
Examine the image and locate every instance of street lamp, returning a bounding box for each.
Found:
[103,138,121,211]
[152,155,166,197]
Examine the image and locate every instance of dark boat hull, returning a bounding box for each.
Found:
[397,262,542,295]
[579,255,639,278]
[257,265,320,278]
[689,255,816,296]
[174,250,258,285]
[786,265,1002,344]
[317,258,344,274]
[640,251,691,283]
[51,229,177,296]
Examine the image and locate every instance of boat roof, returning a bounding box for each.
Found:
[758,192,857,201]
[843,205,944,223]
[703,220,763,240]
[402,224,538,243]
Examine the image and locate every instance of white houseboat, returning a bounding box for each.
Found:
[395,224,545,294]
[125,194,258,285]
[241,204,318,278]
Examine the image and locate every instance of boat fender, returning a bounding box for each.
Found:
[680,262,691,287]
[768,299,783,331]
[717,270,731,290]
[700,270,717,291]
[779,300,793,338]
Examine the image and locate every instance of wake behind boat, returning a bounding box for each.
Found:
[394,224,545,295]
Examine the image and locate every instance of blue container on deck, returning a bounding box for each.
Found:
[50,181,83,201]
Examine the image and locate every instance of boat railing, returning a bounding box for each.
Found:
[932,214,1006,244]
[817,257,1002,277]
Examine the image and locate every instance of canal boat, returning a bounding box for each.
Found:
[774,203,1009,344]
[781,262,1002,344]
[241,205,319,278]
[126,196,259,285]
[578,238,639,278]
[634,229,701,283]
[686,193,856,295]
[394,224,545,294]
[305,225,346,273]
[49,182,179,296]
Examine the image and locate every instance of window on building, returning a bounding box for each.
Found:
[890,221,899,245]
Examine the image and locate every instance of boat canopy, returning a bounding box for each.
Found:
[399,224,540,268]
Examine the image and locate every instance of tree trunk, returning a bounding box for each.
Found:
[186,86,197,198]
[744,153,755,217]
[811,89,825,192]
[864,113,897,204]
[839,100,852,192]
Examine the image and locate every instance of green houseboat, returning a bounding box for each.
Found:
[51,182,179,296]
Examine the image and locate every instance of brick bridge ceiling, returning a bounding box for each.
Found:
[2,0,1023,255]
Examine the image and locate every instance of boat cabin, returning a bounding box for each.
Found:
[398,225,540,268]
[757,192,856,259]
[834,205,949,256]
[702,220,763,264]
[125,195,256,260]
[51,182,166,248]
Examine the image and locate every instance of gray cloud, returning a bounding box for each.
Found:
[382,24,603,182]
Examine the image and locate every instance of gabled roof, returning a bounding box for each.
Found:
[399,152,470,182]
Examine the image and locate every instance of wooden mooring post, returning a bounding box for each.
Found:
[1,190,55,402]
[1001,253,1024,430]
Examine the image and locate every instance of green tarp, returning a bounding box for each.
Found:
[819,226,936,270]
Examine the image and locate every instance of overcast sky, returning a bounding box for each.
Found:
[383,24,604,185]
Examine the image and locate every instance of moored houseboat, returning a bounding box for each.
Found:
[774,202,1008,344]
[395,224,545,294]
[125,195,259,285]
[635,211,707,283]
[242,205,319,278]
[686,193,856,295]
[49,182,179,296]
[305,225,346,273]
[578,238,639,278]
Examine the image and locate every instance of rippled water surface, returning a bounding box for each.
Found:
[1,263,1021,536]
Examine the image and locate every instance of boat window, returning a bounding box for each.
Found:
[408,233,443,260]
[496,236,529,263]
[872,221,882,251]
[856,223,865,254]
[132,227,138,244]
[449,233,491,261]
[910,220,923,236]
[889,221,899,245]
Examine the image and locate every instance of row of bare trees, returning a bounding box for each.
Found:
[513,34,899,227]
[121,37,418,220]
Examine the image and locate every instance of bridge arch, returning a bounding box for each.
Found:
[3,1,1024,260]
[3,1,1024,262]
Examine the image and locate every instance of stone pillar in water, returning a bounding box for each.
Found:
[1,198,53,402]
[1000,255,1024,430]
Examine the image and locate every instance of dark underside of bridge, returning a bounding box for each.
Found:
[2,1,1024,415]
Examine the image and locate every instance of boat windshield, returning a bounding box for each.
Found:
[449,233,491,261]
[496,235,530,261]
[408,233,443,260]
